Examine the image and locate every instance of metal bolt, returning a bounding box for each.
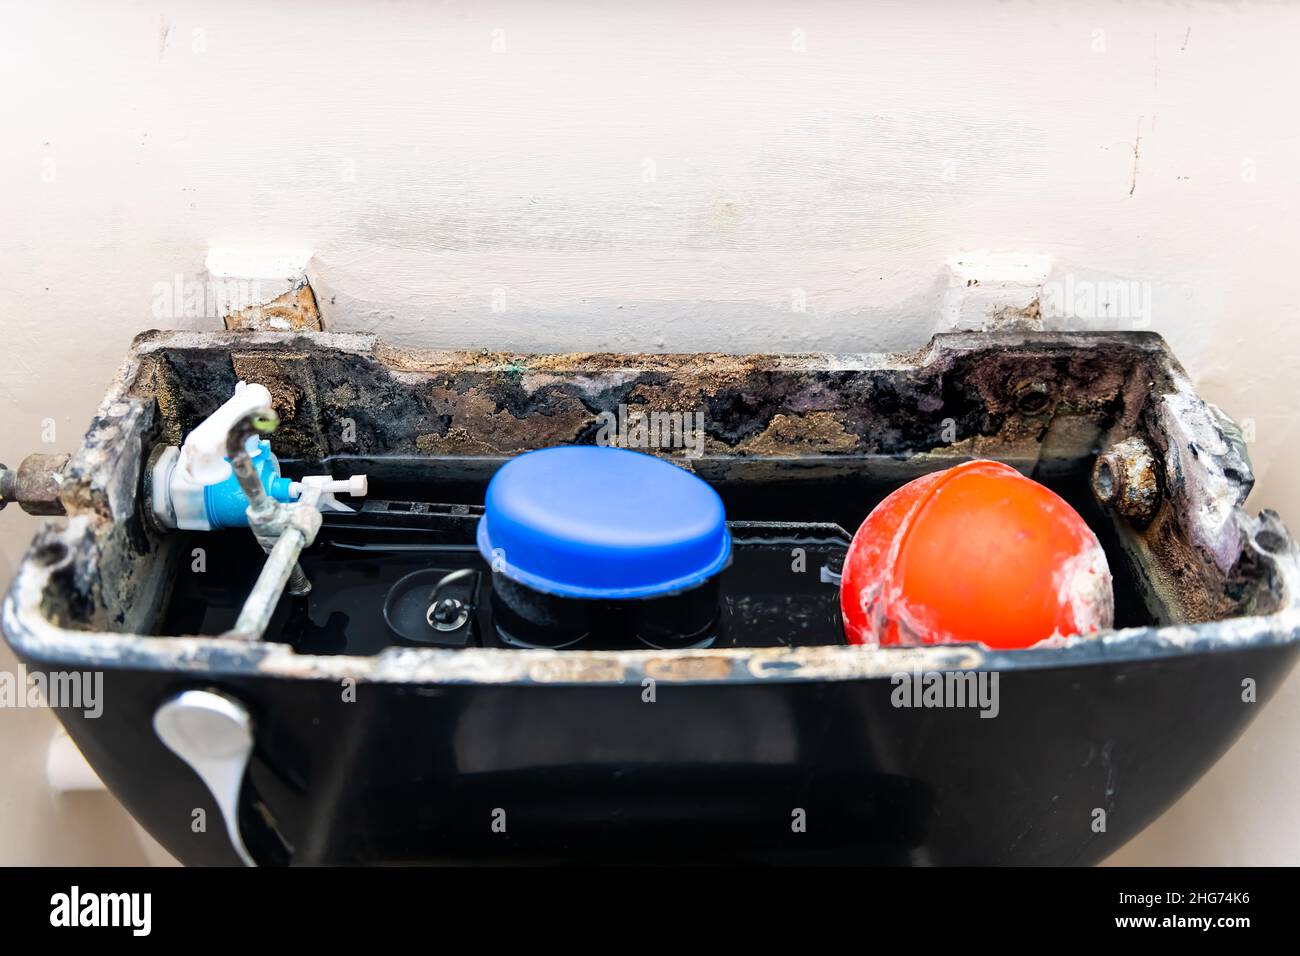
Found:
[1013,379,1052,415]
[0,454,70,516]
[287,562,312,597]
[1092,437,1161,526]
[427,597,469,632]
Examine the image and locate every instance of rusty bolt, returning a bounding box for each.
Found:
[1013,379,1053,415]
[2,453,71,516]
[1092,437,1161,526]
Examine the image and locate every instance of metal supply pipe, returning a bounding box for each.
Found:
[223,409,323,638]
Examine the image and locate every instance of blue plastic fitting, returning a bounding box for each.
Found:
[202,439,297,529]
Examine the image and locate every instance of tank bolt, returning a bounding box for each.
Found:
[287,562,312,597]
[427,597,469,632]
[1013,379,1053,415]
[1092,437,1161,526]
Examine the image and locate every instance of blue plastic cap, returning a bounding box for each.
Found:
[477,446,731,599]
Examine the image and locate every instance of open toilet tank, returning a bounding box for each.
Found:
[4,328,1298,865]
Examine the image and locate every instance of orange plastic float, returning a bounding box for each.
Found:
[840,460,1114,649]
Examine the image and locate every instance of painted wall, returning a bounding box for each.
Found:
[1,0,1298,864]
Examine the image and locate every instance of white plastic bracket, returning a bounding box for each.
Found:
[177,381,275,486]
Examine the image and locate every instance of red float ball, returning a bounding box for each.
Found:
[840,460,1113,649]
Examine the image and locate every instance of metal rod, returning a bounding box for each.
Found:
[232,526,310,637]
[226,413,277,525]
[221,405,317,638]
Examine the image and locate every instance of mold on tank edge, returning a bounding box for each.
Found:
[5,329,1298,693]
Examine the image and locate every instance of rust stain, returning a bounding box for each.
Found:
[415,427,497,455]
[425,384,591,453]
[224,282,322,333]
[990,297,1042,329]
[737,411,859,455]
[231,352,308,420]
[527,657,627,683]
[373,346,775,383]
[644,656,733,681]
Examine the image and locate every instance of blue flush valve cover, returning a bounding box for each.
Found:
[477,446,732,600]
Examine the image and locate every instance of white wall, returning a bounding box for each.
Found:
[1,0,1298,864]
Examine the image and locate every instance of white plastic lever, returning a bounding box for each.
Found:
[178,381,275,485]
[153,690,257,867]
